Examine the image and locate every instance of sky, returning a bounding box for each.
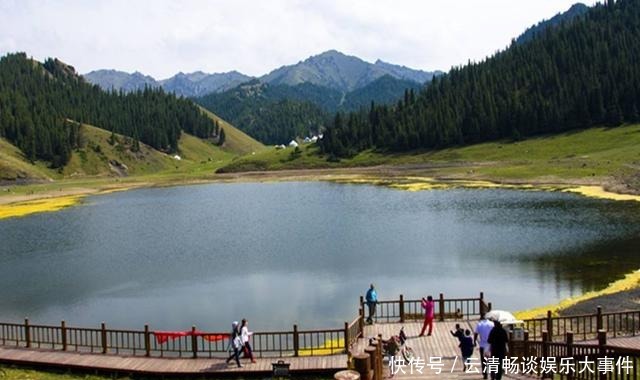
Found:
[0,0,588,79]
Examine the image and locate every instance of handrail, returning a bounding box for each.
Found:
[510,330,640,380]
[0,292,489,358]
[523,307,640,341]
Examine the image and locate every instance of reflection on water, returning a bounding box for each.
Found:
[0,182,638,330]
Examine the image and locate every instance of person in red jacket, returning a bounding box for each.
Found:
[419,295,435,336]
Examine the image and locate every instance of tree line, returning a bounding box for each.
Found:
[0,53,217,167]
[320,0,640,157]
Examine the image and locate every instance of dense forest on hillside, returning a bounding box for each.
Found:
[320,0,640,157]
[0,53,216,167]
[196,80,329,144]
[196,76,423,145]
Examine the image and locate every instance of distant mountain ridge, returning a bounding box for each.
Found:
[516,3,589,44]
[260,50,440,92]
[84,69,252,97]
[84,50,439,97]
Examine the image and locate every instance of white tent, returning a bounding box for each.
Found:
[289,140,299,148]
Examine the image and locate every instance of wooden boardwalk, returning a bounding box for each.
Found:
[1,320,639,378]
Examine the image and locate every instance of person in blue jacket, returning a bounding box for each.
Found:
[365,284,378,324]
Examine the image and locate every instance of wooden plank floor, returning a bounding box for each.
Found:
[1,321,638,377]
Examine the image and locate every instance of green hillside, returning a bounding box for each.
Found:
[0,137,54,181]
[0,123,234,181]
[198,107,265,154]
[218,124,640,191]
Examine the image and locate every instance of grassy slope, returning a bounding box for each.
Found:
[0,106,261,183]
[219,124,640,184]
[0,138,55,181]
[198,106,266,154]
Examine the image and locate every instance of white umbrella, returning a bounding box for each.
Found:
[484,310,524,325]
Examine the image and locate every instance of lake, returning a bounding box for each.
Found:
[1,182,639,331]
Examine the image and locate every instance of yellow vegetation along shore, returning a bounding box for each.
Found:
[0,195,84,220]
[332,175,640,202]
[514,269,640,320]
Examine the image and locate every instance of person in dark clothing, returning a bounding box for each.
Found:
[459,329,475,371]
[487,320,509,380]
[225,321,243,368]
[365,284,378,324]
[450,323,464,342]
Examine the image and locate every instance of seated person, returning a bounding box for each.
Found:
[382,335,400,357]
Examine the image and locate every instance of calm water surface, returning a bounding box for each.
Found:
[1,182,639,331]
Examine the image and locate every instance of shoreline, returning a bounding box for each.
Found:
[1,167,639,219]
[514,268,640,320]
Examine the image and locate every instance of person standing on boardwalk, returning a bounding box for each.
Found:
[365,284,378,324]
[225,321,243,368]
[240,318,256,363]
[487,320,509,380]
[459,329,475,372]
[450,323,464,342]
[419,295,435,336]
[474,315,494,379]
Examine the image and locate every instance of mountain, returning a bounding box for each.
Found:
[516,3,589,44]
[341,75,423,112]
[84,69,252,97]
[196,74,427,144]
[260,50,440,92]
[196,80,328,145]
[159,70,251,97]
[84,69,158,92]
[321,0,640,156]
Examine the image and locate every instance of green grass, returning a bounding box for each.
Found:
[0,138,55,181]
[0,365,127,380]
[198,107,266,155]
[219,124,640,184]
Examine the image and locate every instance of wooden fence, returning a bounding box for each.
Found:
[509,330,640,379]
[359,292,491,323]
[0,293,487,359]
[523,307,640,342]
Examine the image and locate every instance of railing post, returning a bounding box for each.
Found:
[376,334,383,380]
[191,325,197,358]
[596,306,603,331]
[566,332,574,380]
[101,322,107,354]
[597,330,607,380]
[546,310,553,341]
[24,318,31,348]
[399,294,405,323]
[439,293,445,321]
[359,296,364,309]
[144,324,150,357]
[344,322,349,352]
[479,292,485,318]
[541,331,549,377]
[358,308,364,337]
[293,324,299,357]
[61,320,67,351]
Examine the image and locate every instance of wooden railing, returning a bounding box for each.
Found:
[523,307,640,341]
[360,292,489,323]
[510,330,640,379]
[0,293,485,359]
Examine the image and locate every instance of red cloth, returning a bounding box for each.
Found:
[153,330,230,345]
[200,333,229,342]
[153,331,189,344]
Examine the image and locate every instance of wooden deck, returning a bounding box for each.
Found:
[1,320,639,378]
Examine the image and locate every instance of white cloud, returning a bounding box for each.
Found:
[0,0,587,78]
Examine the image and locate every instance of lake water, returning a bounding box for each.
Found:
[1,182,639,331]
